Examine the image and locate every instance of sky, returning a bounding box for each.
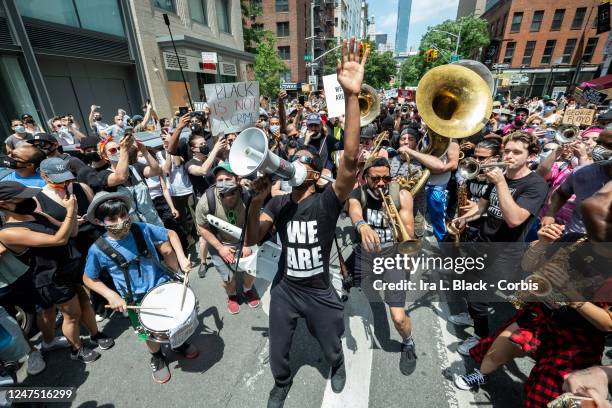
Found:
[368,0,460,51]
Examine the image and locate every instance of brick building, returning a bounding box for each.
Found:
[481,0,607,97]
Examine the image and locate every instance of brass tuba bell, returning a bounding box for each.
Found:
[416,64,493,139]
[358,84,381,127]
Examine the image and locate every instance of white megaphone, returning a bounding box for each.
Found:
[229,127,307,186]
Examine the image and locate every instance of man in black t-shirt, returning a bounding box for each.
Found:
[448,131,548,356]
[346,157,418,376]
[245,38,369,408]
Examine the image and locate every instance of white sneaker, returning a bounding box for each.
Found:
[448,312,474,327]
[454,368,488,390]
[457,335,481,356]
[41,336,71,352]
[27,350,46,375]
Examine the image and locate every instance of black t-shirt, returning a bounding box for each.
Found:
[467,179,490,201]
[94,162,147,193]
[263,185,344,289]
[76,163,111,193]
[480,171,548,242]
[348,186,394,244]
[56,153,87,176]
[185,157,215,198]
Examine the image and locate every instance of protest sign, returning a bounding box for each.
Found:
[193,101,207,112]
[562,108,595,126]
[581,86,608,105]
[204,81,259,135]
[322,74,345,118]
[384,89,398,99]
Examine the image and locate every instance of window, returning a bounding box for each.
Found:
[280,71,291,82]
[571,7,586,30]
[522,41,536,65]
[278,46,290,60]
[503,42,516,64]
[582,37,599,63]
[153,0,176,13]
[561,38,576,64]
[510,12,523,32]
[189,0,208,25]
[252,23,264,31]
[216,0,231,33]
[277,22,289,37]
[276,0,289,12]
[541,40,556,64]
[551,9,565,30]
[530,10,544,32]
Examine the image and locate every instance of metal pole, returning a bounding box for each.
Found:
[311,1,315,78]
[455,25,461,58]
[163,14,193,110]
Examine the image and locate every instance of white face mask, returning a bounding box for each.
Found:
[108,153,120,163]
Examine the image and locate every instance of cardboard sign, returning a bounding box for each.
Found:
[562,109,595,126]
[398,89,415,100]
[204,81,259,135]
[384,89,398,99]
[582,86,608,105]
[322,74,345,118]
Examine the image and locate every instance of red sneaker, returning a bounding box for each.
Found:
[244,289,261,309]
[227,295,240,314]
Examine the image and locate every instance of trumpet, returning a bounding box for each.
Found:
[457,157,511,180]
[377,188,421,255]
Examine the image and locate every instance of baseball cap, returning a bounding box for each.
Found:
[24,133,57,144]
[0,181,41,201]
[515,106,529,116]
[212,160,235,176]
[401,127,420,138]
[360,124,377,139]
[363,157,390,174]
[306,113,322,125]
[39,157,75,183]
[79,136,100,150]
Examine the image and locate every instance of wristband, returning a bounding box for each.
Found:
[354,220,367,234]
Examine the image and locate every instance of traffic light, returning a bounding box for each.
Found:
[425,48,439,62]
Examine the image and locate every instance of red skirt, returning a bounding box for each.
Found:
[469,303,606,408]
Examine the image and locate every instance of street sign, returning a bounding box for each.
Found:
[306,62,319,68]
[280,82,299,91]
[450,54,461,62]
[304,55,313,61]
[308,75,318,89]
[201,52,218,71]
[492,63,509,69]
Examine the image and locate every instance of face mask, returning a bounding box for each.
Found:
[95,117,102,122]
[216,180,238,194]
[198,145,210,155]
[514,118,525,127]
[544,107,554,114]
[108,153,120,163]
[59,126,69,133]
[105,218,131,235]
[47,181,66,190]
[190,123,202,134]
[0,155,21,170]
[84,152,101,163]
[270,125,280,134]
[14,125,25,133]
[14,198,37,215]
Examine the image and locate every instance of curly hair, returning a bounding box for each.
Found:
[505,130,540,155]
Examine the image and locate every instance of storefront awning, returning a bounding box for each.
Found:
[580,74,612,89]
[157,35,255,62]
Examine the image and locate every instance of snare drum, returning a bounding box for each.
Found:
[138,282,198,347]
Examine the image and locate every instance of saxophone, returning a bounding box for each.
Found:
[397,151,431,196]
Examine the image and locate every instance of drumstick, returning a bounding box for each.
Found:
[104,305,166,310]
[180,254,191,311]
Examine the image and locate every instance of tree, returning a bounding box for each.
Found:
[323,46,342,76]
[401,16,490,86]
[254,32,288,98]
[241,0,265,53]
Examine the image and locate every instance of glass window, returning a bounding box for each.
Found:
[279,71,291,82]
[252,23,264,31]
[276,0,289,12]
[277,22,289,37]
[582,38,599,63]
[541,40,556,64]
[278,46,290,60]
[75,0,125,37]
[189,0,208,25]
[571,7,586,30]
[522,41,536,65]
[551,9,565,30]
[17,0,80,28]
[153,0,176,13]
[510,12,523,33]
[530,10,544,32]
[503,42,516,64]
[561,39,576,64]
[216,0,231,33]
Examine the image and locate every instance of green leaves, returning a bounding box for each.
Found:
[254,32,288,98]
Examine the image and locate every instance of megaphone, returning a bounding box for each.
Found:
[229,127,307,186]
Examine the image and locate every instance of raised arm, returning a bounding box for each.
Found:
[168,113,190,155]
[245,176,275,247]
[333,38,370,202]
[278,90,288,134]
[105,135,132,187]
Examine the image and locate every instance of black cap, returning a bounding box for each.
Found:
[381,115,395,130]
[514,106,529,116]
[24,133,57,144]
[401,127,420,137]
[0,181,41,201]
[360,124,377,139]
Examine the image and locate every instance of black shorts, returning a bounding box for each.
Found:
[37,282,79,307]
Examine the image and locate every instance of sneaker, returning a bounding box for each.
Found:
[172,343,199,359]
[448,312,474,327]
[95,313,106,322]
[41,336,71,352]
[457,335,481,356]
[227,295,240,314]
[70,346,100,363]
[330,362,346,393]
[399,341,417,376]
[26,350,46,375]
[90,332,115,350]
[454,368,488,390]
[244,289,261,308]
[267,382,291,408]
[150,354,171,384]
[197,263,208,278]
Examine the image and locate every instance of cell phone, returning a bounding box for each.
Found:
[179,106,189,116]
[64,185,70,199]
[298,95,305,105]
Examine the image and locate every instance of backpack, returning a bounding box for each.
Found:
[359,182,401,211]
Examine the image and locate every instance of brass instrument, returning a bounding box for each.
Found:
[377,187,421,255]
[552,125,580,145]
[416,64,493,139]
[371,130,390,155]
[457,157,510,180]
[358,84,381,127]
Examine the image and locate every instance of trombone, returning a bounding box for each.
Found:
[457,157,511,180]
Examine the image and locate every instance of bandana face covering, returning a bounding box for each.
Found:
[106,218,131,236]
[216,180,238,194]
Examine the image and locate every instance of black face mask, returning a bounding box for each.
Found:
[198,145,210,155]
[84,151,101,163]
[14,198,37,215]
[190,124,202,134]
[39,145,57,156]
[95,116,102,122]
[0,155,20,170]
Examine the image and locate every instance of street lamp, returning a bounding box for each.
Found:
[430,27,461,58]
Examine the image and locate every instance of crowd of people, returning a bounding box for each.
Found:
[0,38,611,408]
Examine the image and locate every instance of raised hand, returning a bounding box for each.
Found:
[336,37,369,96]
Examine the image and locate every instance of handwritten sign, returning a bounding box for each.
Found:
[322,74,345,118]
[384,89,398,99]
[582,86,608,105]
[563,108,595,126]
[204,81,259,135]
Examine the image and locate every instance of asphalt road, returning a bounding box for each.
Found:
[11,214,611,408]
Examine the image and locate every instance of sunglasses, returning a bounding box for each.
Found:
[106,147,121,155]
[289,155,319,170]
[473,155,492,161]
[367,175,392,183]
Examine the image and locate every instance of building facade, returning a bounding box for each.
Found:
[481,0,607,97]
[394,0,411,55]
[334,0,362,40]
[456,0,487,18]
[360,0,369,39]
[130,0,254,117]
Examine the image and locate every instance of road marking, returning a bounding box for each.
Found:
[321,289,374,408]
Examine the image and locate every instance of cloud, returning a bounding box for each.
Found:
[409,0,459,24]
[378,14,398,31]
